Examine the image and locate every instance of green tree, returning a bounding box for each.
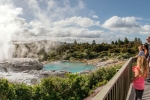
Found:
[74,39,77,44]
[118,39,121,47]
[137,38,142,45]
[134,37,137,46]
[92,40,96,45]
[115,41,118,45]
[111,41,114,45]
[124,37,129,44]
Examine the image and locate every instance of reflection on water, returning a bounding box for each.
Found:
[43,61,96,73]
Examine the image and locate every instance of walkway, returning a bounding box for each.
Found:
[143,80,150,100]
[129,79,150,100]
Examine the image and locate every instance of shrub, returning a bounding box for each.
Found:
[0,79,16,100]
[14,84,32,100]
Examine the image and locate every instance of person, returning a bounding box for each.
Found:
[146,36,150,82]
[135,45,145,57]
[132,56,149,100]
[143,44,149,59]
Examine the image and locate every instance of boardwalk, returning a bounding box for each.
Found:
[129,80,150,100]
[142,81,150,100]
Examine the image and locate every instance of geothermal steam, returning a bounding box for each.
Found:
[0,4,23,61]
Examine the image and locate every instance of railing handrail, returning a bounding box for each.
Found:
[93,57,136,100]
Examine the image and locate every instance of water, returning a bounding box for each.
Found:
[43,61,96,73]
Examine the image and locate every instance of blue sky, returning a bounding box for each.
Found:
[85,0,150,23]
[1,0,150,43]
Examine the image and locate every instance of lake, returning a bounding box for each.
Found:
[43,61,96,73]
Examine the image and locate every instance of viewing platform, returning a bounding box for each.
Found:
[93,57,150,100]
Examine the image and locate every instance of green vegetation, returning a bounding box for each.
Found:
[38,37,142,61]
[0,65,121,100]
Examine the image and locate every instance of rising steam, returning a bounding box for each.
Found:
[0,4,23,61]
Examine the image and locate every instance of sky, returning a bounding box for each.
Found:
[1,0,150,44]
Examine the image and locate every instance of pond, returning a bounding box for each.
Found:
[43,61,96,73]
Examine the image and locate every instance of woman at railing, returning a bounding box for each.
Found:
[135,45,145,58]
[143,44,149,59]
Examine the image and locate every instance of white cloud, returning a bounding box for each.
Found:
[93,15,99,18]
[0,4,22,23]
[102,16,140,30]
[78,0,85,9]
[102,16,150,35]
[53,16,100,27]
[0,0,11,4]
[22,0,101,38]
[27,0,85,23]
[139,25,150,34]
[21,0,101,39]
[50,27,103,38]
[28,26,103,38]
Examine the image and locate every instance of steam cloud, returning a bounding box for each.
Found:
[0,4,23,61]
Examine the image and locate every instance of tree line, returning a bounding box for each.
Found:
[38,37,142,61]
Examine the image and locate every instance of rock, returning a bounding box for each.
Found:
[7,58,44,72]
[39,70,69,78]
[28,70,41,75]
[22,70,30,73]
[79,71,90,74]
[6,74,12,76]
[30,78,38,85]
[85,68,91,72]
[60,70,68,73]
[0,65,8,72]
[39,70,53,78]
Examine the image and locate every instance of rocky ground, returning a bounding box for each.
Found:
[85,58,126,69]
[0,58,126,86]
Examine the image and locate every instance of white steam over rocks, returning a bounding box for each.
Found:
[0,58,43,84]
[8,58,43,71]
[13,40,62,59]
[0,58,71,85]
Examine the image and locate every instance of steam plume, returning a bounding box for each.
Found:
[0,4,23,61]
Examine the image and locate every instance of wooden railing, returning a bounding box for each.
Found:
[93,57,136,100]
